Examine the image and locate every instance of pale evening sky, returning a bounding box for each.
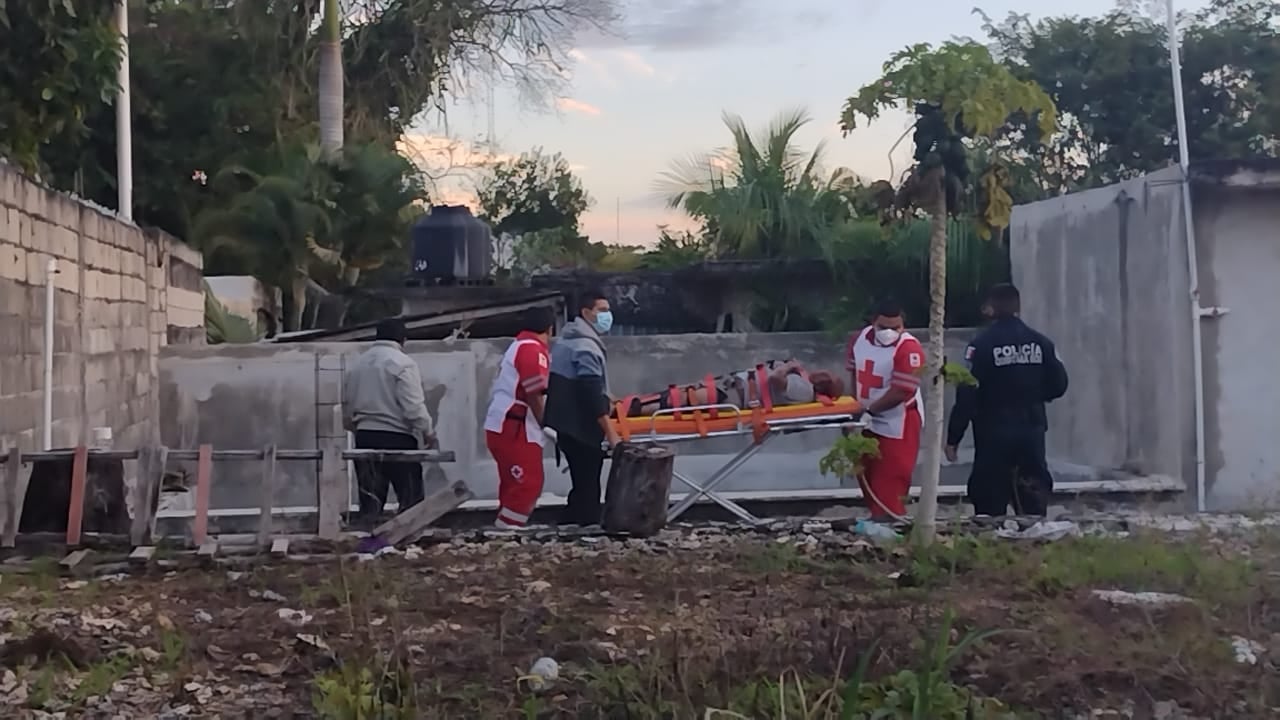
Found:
[402,0,1202,247]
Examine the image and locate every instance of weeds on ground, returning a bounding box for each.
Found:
[736,540,836,575]
[905,531,1256,604]
[312,664,414,720]
[309,560,418,719]
[156,626,187,673]
[73,653,133,702]
[585,609,1014,719]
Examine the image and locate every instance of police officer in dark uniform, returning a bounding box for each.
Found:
[945,283,1069,517]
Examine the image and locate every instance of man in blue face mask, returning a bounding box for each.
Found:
[545,289,620,526]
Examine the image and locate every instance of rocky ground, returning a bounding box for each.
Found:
[1,515,1279,719]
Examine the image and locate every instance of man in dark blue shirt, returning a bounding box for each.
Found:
[945,284,1069,517]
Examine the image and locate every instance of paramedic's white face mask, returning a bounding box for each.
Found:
[875,327,901,346]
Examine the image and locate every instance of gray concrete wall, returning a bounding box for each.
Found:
[1194,181,1280,508]
[159,330,989,510]
[1008,164,1280,510]
[0,163,204,453]
[1011,167,1196,492]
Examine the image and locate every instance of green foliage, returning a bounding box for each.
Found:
[476,147,592,238]
[634,610,1008,719]
[657,108,860,261]
[194,161,329,332]
[840,41,1057,142]
[0,0,122,175]
[840,611,1012,719]
[839,40,1058,236]
[22,0,614,240]
[941,361,976,387]
[204,281,258,345]
[509,227,600,274]
[822,218,1010,335]
[977,0,1280,195]
[74,653,133,702]
[638,226,711,269]
[819,433,882,479]
[308,143,429,287]
[312,665,413,720]
[194,142,425,330]
[478,148,596,276]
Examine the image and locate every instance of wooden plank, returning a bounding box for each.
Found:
[128,546,156,565]
[257,444,278,547]
[191,444,213,547]
[270,537,289,558]
[147,446,169,543]
[2,447,26,548]
[130,446,167,547]
[373,480,474,546]
[65,446,90,547]
[317,437,347,540]
[60,549,92,575]
[342,450,456,462]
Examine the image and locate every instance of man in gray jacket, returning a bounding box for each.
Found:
[545,289,620,526]
[342,318,438,522]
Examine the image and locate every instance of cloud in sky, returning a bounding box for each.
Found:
[566,47,659,87]
[614,50,656,77]
[555,97,603,116]
[577,0,837,53]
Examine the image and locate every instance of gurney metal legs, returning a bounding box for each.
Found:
[666,435,771,524]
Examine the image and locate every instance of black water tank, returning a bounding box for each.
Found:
[410,205,475,280]
[467,216,494,279]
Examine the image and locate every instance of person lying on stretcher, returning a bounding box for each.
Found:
[617,360,846,418]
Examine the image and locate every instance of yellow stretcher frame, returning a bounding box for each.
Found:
[607,398,867,525]
[611,395,863,444]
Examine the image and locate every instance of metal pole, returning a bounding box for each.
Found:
[115,0,133,221]
[1166,0,1207,513]
[42,260,57,450]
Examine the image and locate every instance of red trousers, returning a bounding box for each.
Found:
[485,421,545,527]
[859,406,922,519]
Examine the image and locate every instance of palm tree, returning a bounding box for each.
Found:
[194,168,331,333]
[307,143,427,287]
[656,108,859,260]
[318,0,343,157]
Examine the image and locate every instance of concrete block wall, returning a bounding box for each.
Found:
[0,162,204,452]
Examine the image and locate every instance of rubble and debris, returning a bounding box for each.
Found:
[1091,590,1192,607]
[0,512,1275,716]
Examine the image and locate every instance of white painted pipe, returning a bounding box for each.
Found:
[43,259,57,450]
[1166,0,1207,513]
[115,0,133,221]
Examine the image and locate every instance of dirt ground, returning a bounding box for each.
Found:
[1,520,1278,719]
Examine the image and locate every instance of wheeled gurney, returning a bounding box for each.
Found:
[608,373,867,524]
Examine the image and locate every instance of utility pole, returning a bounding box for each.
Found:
[115,0,132,220]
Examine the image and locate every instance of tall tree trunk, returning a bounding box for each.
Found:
[318,0,343,157]
[285,275,308,333]
[913,172,948,546]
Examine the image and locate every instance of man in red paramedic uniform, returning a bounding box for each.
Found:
[845,299,925,521]
[484,308,554,528]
